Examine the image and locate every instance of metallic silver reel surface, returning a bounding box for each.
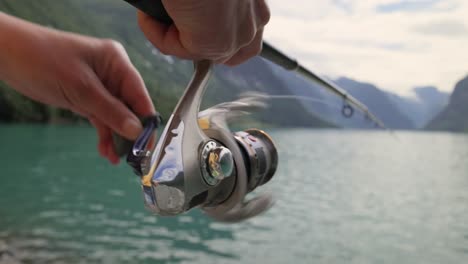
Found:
[126,61,278,222]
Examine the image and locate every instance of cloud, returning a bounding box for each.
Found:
[331,0,354,13]
[376,0,442,13]
[265,0,468,96]
[413,19,468,37]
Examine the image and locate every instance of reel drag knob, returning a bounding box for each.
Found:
[201,141,234,186]
[208,147,234,181]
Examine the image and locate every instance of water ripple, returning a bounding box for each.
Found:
[2,128,468,263]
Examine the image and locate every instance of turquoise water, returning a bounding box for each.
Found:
[1,125,468,263]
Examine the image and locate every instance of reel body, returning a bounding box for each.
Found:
[125,61,278,222]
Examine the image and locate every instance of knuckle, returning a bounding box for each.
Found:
[256,0,271,26]
[137,12,147,28]
[158,46,170,55]
[101,39,125,54]
[189,39,235,59]
[261,9,271,26]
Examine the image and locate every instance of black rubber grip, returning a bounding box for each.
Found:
[123,0,173,25]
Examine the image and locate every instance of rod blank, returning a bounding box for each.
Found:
[260,42,386,129]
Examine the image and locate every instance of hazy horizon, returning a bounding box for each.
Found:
[265,0,468,96]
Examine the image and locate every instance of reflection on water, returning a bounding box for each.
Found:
[1,126,468,263]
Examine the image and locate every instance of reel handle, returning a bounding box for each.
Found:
[123,0,172,25]
[126,115,162,176]
[120,0,277,221]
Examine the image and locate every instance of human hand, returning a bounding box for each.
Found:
[0,13,155,164]
[137,0,270,66]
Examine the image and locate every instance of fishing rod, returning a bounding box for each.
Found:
[123,0,386,129]
[262,42,386,128]
[117,0,386,222]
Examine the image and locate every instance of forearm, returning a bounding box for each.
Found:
[0,12,153,163]
[0,12,49,84]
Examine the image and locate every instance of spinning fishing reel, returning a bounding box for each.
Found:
[121,61,278,222]
[119,0,386,222]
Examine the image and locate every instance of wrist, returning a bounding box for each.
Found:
[0,12,50,83]
[0,13,12,81]
[0,12,22,82]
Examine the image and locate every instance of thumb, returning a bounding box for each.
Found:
[81,73,143,140]
[137,11,197,60]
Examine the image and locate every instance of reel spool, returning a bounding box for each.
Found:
[200,127,278,222]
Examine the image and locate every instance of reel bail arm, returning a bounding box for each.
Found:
[138,60,216,216]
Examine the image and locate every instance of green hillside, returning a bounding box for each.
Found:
[0,0,197,123]
[0,0,333,128]
[426,75,468,132]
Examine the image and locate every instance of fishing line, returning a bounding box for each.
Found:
[267,95,342,110]
[265,94,373,122]
[265,94,398,140]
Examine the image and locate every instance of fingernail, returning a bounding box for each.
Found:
[123,118,142,140]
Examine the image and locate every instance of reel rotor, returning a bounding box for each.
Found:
[117,61,279,222]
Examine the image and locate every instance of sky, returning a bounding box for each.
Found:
[264,0,468,96]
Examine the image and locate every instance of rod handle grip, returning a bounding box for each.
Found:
[123,0,173,25]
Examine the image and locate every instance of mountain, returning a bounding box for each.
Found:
[334,77,415,129]
[214,58,334,128]
[251,62,385,129]
[426,75,468,132]
[387,86,448,128]
[0,0,331,128]
[6,1,448,130]
[0,0,193,122]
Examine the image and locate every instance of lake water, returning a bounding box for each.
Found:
[1,125,468,264]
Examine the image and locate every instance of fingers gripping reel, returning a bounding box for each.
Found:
[127,61,278,222]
